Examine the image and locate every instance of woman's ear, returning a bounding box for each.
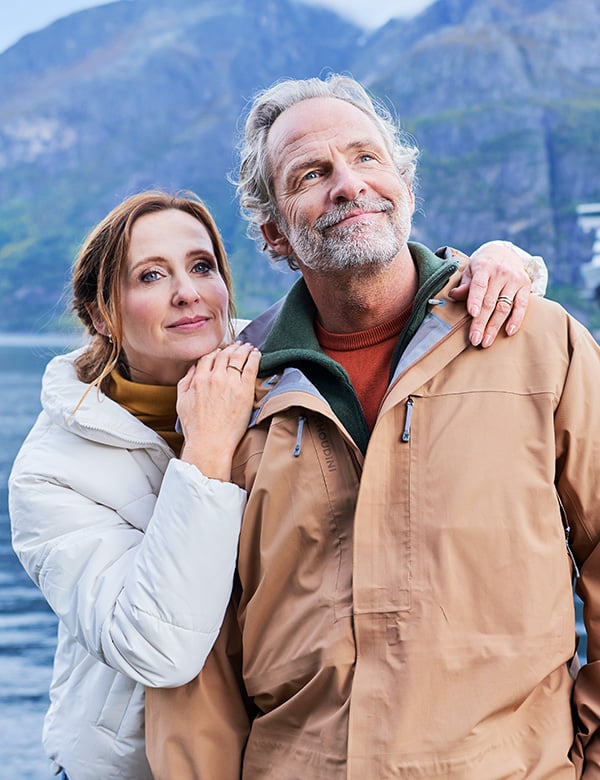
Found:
[85,303,109,336]
[260,221,292,258]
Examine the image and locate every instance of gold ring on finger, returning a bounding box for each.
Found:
[496,295,514,307]
[227,364,243,374]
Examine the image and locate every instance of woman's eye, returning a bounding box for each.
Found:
[192,260,212,274]
[140,270,161,282]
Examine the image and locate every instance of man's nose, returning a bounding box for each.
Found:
[329,163,367,203]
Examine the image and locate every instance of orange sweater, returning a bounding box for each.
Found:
[315,307,411,430]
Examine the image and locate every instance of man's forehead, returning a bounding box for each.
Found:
[266,97,385,162]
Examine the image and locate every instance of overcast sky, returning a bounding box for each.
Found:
[0,0,435,54]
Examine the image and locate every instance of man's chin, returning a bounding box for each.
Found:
[303,251,396,274]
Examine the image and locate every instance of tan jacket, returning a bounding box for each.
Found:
[146,268,600,779]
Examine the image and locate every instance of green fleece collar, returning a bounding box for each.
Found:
[391,242,460,366]
[259,242,458,452]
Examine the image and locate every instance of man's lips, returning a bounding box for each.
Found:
[331,209,379,227]
[315,199,393,232]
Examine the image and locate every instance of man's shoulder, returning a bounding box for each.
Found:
[522,294,599,353]
[528,293,575,323]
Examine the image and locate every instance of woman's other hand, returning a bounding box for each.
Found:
[449,241,539,348]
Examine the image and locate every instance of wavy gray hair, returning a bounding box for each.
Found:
[233,73,419,269]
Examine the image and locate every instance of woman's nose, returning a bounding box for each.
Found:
[172,279,200,307]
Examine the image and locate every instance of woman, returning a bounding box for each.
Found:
[9,187,543,779]
[9,190,260,779]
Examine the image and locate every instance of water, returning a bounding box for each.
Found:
[0,339,77,778]
[0,338,589,777]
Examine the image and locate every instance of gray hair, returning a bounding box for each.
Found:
[233,73,419,267]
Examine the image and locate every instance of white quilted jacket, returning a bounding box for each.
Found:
[9,349,246,779]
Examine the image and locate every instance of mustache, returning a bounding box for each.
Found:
[313,198,394,231]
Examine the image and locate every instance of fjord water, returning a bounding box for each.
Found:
[1,341,67,778]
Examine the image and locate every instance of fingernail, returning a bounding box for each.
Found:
[507,325,516,336]
[482,335,493,348]
[471,330,481,346]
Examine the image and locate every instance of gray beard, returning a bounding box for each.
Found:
[282,197,412,273]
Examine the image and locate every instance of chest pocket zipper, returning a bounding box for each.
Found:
[402,396,414,443]
[293,414,306,457]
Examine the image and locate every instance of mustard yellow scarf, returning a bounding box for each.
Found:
[108,370,183,456]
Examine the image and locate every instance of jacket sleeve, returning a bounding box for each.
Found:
[145,600,252,779]
[9,450,245,687]
[552,315,600,772]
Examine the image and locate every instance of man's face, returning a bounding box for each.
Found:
[262,97,414,273]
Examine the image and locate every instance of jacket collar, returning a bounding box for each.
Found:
[41,349,172,452]
[252,242,459,372]
[380,264,474,419]
[242,243,460,453]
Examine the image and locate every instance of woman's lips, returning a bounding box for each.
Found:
[167,316,209,331]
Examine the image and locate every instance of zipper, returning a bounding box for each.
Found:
[293,414,306,457]
[564,524,581,580]
[401,396,414,442]
[72,418,172,454]
[556,490,580,580]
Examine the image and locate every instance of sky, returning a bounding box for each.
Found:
[0,0,435,54]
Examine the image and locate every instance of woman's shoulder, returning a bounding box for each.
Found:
[233,317,251,337]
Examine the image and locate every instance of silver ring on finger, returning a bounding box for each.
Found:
[496,295,514,307]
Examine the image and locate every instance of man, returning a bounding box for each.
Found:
[146,75,598,778]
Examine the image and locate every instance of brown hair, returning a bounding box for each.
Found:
[72,190,235,393]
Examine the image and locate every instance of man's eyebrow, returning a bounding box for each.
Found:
[286,139,383,173]
[285,157,324,179]
[345,137,385,153]
[281,136,385,185]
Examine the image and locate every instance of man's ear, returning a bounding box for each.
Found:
[85,303,109,336]
[261,221,292,258]
[406,181,415,216]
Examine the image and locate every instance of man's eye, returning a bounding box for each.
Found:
[359,154,374,162]
[303,171,320,181]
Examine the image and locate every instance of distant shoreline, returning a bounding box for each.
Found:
[0,332,85,347]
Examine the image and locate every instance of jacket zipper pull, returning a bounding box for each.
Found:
[402,396,414,442]
[294,415,306,457]
[564,524,581,580]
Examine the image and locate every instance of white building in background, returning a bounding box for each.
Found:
[578,203,600,300]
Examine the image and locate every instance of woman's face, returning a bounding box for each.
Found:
[119,208,229,385]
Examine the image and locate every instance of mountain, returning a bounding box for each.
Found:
[358,0,600,286]
[0,0,599,332]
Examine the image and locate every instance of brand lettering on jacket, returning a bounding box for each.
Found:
[315,417,337,473]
